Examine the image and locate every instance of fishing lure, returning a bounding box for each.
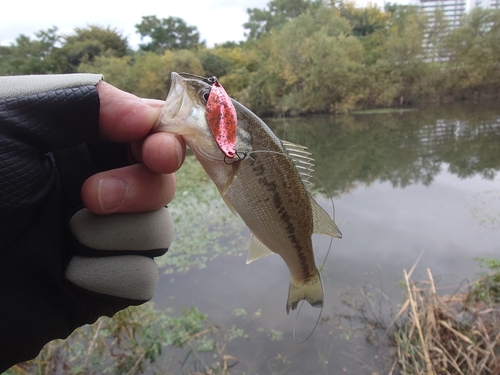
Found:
[205,77,237,159]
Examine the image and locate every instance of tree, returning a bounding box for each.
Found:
[248,6,366,114]
[244,0,322,39]
[78,55,133,92]
[135,16,204,53]
[0,27,65,75]
[61,25,129,71]
[199,51,232,78]
[335,1,389,65]
[370,5,427,105]
[339,1,389,37]
[424,8,450,62]
[444,8,500,92]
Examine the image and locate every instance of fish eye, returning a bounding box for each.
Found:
[201,90,210,104]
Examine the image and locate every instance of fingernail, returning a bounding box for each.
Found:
[175,136,184,169]
[98,177,129,212]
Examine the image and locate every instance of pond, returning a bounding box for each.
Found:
[152,102,500,374]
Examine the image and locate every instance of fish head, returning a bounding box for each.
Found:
[156,72,222,161]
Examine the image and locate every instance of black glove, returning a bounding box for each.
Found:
[0,74,174,371]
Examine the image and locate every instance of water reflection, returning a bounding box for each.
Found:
[266,103,500,195]
[155,103,500,374]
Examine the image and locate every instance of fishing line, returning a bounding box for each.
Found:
[226,147,338,343]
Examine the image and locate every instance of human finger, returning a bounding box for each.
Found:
[81,164,176,214]
[130,132,186,174]
[96,81,164,142]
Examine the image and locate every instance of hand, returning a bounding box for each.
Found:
[0,74,185,372]
[82,81,185,214]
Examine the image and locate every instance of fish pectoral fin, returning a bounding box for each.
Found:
[218,164,240,217]
[221,163,238,195]
[217,185,240,217]
[218,191,239,217]
[310,196,342,238]
[246,235,274,264]
[287,270,324,314]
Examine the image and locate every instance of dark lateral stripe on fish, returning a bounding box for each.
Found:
[252,161,312,280]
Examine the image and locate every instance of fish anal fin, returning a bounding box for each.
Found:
[246,234,274,264]
[287,269,324,314]
[310,196,342,238]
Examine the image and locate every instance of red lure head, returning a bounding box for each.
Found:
[205,79,237,159]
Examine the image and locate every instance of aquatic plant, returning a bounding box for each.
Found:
[157,155,247,274]
[10,303,245,375]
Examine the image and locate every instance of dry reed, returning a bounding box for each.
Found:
[391,268,500,375]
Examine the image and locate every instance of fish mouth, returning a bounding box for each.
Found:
[163,72,186,120]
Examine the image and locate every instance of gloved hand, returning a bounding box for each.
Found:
[0,74,185,371]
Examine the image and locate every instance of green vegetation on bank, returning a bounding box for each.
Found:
[1,1,500,115]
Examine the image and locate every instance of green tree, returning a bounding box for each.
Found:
[78,55,133,91]
[135,15,204,53]
[444,8,500,93]
[198,50,232,78]
[244,0,322,39]
[424,8,450,62]
[79,49,204,99]
[61,25,129,71]
[339,1,388,37]
[209,45,261,99]
[247,6,366,114]
[0,27,65,75]
[371,5,427,105]
[338,1,390,64]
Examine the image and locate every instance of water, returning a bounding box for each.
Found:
[153,103,500,374]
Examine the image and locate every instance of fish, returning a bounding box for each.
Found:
[155,72,342,313]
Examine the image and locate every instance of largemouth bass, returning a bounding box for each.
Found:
[155,72,342,313]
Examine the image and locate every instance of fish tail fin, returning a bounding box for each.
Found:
[286,270,324,314]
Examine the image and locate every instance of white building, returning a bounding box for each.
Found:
[410,0,499,60]
[470,0,500,10]
[411,0,500,28]
[415,0,467,29]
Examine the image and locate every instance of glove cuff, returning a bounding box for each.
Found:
[0,74,103,99]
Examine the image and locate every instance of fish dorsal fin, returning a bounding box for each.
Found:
[246,234,274,264]
[281,140,341,238]
[310,195,342,238]
[281,140,315,188]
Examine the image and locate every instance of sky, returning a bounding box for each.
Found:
[0,0,409,49]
